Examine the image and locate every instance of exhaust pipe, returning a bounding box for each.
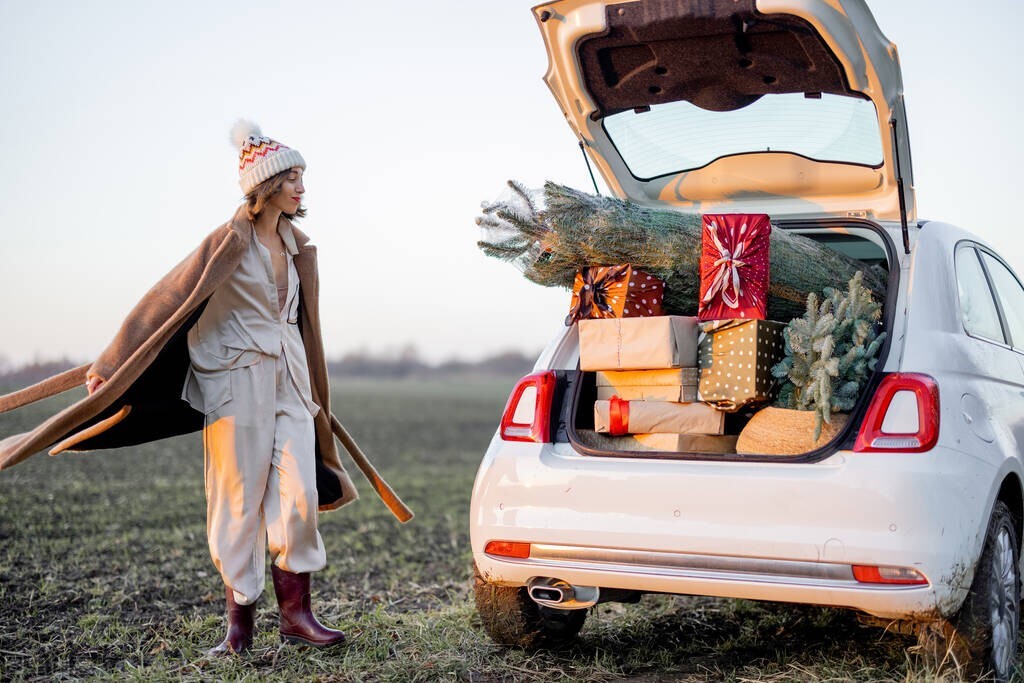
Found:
[527,577,600,609]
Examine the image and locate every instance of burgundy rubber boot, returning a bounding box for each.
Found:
[207,587,256,656]
[271,565,346,647]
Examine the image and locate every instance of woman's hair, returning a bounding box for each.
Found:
[244,168,306,221]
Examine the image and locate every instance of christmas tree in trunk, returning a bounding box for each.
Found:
[477,181,886,320]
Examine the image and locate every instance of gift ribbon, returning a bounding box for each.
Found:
[701,220,751,310]
[608,395,630,436]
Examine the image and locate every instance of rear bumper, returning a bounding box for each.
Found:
[477,542,936,617]
[470,437,995,620]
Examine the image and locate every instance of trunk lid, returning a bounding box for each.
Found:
[533,0,915,224]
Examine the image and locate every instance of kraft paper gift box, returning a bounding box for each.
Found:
[595,368,699,402]
[697,319,786,411]
[594,398,724,435]
[578,431,739,454]
[579,316,699,371]
[633,433,738,453]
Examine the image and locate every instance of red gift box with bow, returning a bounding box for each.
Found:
[698,214,771,321]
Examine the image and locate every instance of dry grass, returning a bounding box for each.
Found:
[0,378,1017,681]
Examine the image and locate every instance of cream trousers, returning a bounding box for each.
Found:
[202,352,326,605]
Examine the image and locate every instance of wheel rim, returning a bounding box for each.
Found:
[988,525,1019,677]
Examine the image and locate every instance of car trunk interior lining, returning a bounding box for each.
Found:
[577,0,856,118]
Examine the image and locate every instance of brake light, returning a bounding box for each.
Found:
[484,541,532,559]
[852,565,928,585]
[853,373,939,453]
[499,371,556,443]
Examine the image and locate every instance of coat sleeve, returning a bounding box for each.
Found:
[87,226,234,382]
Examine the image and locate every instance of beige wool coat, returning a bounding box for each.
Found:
[0,206,410,520]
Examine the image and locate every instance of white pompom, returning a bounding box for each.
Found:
[230,119,262,148]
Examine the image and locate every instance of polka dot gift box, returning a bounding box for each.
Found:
[697,319,786,411]
[565,265,666,326]
[698,214,771,322]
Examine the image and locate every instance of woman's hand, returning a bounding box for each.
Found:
[86,375,105,395]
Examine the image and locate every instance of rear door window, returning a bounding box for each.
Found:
[603,93,883,179]
[979,252,1024,349]
[956,247,1005,342]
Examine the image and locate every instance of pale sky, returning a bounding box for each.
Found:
[1,1,1021,367]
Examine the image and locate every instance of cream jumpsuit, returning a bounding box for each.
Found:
[182,221,326,605]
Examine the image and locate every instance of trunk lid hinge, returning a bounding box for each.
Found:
[889,117,910,255]
[579,140,601,196]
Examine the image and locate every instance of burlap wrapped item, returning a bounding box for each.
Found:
[736,407,850,455]
[579,316,698,371]
[596,367,698,401]
[576,429,738,455]
[594,398,724,435]
[698,319,786,411]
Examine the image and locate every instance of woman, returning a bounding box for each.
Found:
[180,122,346,654]
[148,122,340,654]
[0,121,413,655]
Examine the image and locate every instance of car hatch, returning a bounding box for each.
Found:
[533,0,916,224]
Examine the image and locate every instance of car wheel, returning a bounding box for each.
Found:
[949,500,1020,681]
[473,566,587,648]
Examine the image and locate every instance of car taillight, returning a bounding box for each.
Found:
[499,371,556,443]
[484,541,532,559]
[853,373,939,453]
[852,565,928,585]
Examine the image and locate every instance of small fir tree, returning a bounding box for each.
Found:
[772,271,886,440]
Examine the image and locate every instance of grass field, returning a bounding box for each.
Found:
[0,378,1005,681]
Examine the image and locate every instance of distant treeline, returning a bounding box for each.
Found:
[0,347,537,388]
[326,346,536,379]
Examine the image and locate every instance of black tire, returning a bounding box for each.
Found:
[952,500,1021,681]
[473,567,587,648]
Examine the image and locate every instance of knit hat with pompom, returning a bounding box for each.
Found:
[230,119,305,194]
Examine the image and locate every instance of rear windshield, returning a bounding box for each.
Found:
[603,92,883,180]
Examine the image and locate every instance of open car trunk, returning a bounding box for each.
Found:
[566,219,897,462]
[533,0,916,226]
[534,0,908,459]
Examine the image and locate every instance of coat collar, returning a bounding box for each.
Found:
[228,204,313,253]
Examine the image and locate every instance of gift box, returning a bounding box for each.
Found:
[698,319,786,411]
[698,214,771,321]
[566,265,666,326]
[577,429,738,455]
[633,433,737,453]
[595,368,700,386]
[579,316,699,371]
[595,368,699,402]
[594,397,724,435]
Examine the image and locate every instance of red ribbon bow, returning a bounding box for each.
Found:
[608,395,630,436]
[701,219,754,310]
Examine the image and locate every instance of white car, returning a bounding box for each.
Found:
[470,1,1024,680]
